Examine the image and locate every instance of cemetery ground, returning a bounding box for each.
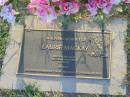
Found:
[0,16,128,97]
[0,1,130,96]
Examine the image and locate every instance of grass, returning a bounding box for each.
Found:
[0,84,126,97]
[0,19,9,75]
[124,10,130,96]
[126,16,130,75]
[0,32,9,59]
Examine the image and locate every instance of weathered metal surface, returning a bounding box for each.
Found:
[19,30,111,78]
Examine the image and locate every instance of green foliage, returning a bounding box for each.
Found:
[9,0,30,24]
[9,0,18,10]
[121,4,130,15]
[0,88,126,97]
[0,31,9,76]
[0,19,9,75]
[24,84,43,97]
[124,7,130,82]
[0,89,18,97]
[24,84,64,97]
[126,15,130,79]
[0,69,3,76]
[69,8,89,23]
[126,36,130,54]
[0,19,9,32]
[45,91,63,97]
[0,32,9,59]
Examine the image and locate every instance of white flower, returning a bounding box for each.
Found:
[0,0,8,6]
[111,0,121,5]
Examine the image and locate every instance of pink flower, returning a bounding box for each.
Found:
[87,0,98,16]
[102,3,113,14]
[27,0,80,22]
[86,0,121,16]
[59,1,80,15]
[123,0,130,3]
[39,6,57,23]
[27,0,49,13]
[27,0,57,22]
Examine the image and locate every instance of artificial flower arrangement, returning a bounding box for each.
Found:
[27,0,130,23]
[0,0,129,24]
[0,0,129,26]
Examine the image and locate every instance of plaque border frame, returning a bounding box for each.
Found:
[17,29,112,80]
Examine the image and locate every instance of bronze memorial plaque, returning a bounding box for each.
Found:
[18,30,111,78]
